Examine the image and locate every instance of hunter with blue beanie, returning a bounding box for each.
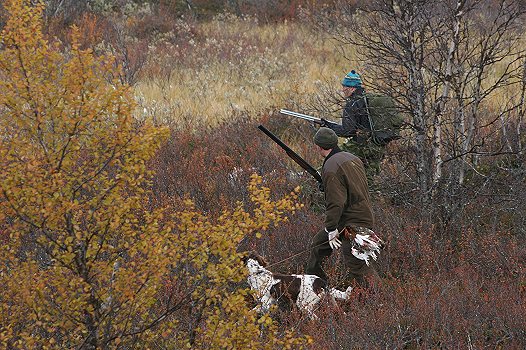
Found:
[324,70,369,140]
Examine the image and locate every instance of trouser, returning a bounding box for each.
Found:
[305,228,380,289]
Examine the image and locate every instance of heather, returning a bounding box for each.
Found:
[1,0,525,348]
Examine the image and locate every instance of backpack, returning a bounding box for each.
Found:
[363,93,404,146]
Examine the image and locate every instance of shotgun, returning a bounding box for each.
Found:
[279,109,337,127]
[257,125,323,186]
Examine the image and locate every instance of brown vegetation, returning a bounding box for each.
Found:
[1,0,525,349]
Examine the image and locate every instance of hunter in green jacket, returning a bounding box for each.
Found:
[305,127,383,289]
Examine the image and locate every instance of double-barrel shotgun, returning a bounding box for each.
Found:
[257,125,322,187]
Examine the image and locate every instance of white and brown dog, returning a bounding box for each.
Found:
[242,252,352,318]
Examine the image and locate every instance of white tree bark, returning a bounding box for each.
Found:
[433,0,466,185]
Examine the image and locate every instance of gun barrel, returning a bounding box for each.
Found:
[279,109,322,123]
[257,125,323,184]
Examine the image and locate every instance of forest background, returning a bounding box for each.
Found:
[1,0,525,349]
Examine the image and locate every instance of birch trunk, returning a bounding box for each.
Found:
[518,60,526,154]
[433,0,466,185]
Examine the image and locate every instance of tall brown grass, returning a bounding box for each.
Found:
[135,14,356,127]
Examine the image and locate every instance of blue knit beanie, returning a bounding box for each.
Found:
[341,70,362,87]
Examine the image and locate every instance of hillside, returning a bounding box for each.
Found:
[1,0,525,349]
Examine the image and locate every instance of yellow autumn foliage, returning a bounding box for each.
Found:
[0,1,309,349]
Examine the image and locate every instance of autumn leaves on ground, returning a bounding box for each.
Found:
[1,0,525,349]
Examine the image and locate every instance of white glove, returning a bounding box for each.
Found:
[325,228,342,250]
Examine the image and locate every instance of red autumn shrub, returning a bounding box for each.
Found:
[145,111,526,348]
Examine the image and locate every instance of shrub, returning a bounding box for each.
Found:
[0,2,309,348]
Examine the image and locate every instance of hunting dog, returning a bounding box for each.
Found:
[242,251,352,318]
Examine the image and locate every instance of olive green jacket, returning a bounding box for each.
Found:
[322,148,374,231]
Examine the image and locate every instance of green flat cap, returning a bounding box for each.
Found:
[314,127,338,149]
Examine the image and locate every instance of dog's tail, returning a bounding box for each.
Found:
[329,286,353,300]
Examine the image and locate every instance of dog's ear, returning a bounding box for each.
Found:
[241,251,268,267]
[259,255,268,267]
[251,252,268,267]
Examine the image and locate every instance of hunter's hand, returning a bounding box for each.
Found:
[325,228,342,250]
[321,118,337,128]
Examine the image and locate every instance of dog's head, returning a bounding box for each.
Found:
[241,251,268,275]
[241,251,268,266]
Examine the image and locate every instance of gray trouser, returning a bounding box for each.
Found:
[305,228,379,288]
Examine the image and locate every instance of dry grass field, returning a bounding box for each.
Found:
[134,14,355,127]
[1,1,525,348]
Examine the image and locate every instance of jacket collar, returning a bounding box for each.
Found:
[323,146,342,167]
[347,86,365,100]
[353,86,365,95]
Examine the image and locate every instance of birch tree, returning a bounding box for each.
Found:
[314,0,526,203]
[441,0,526,185]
